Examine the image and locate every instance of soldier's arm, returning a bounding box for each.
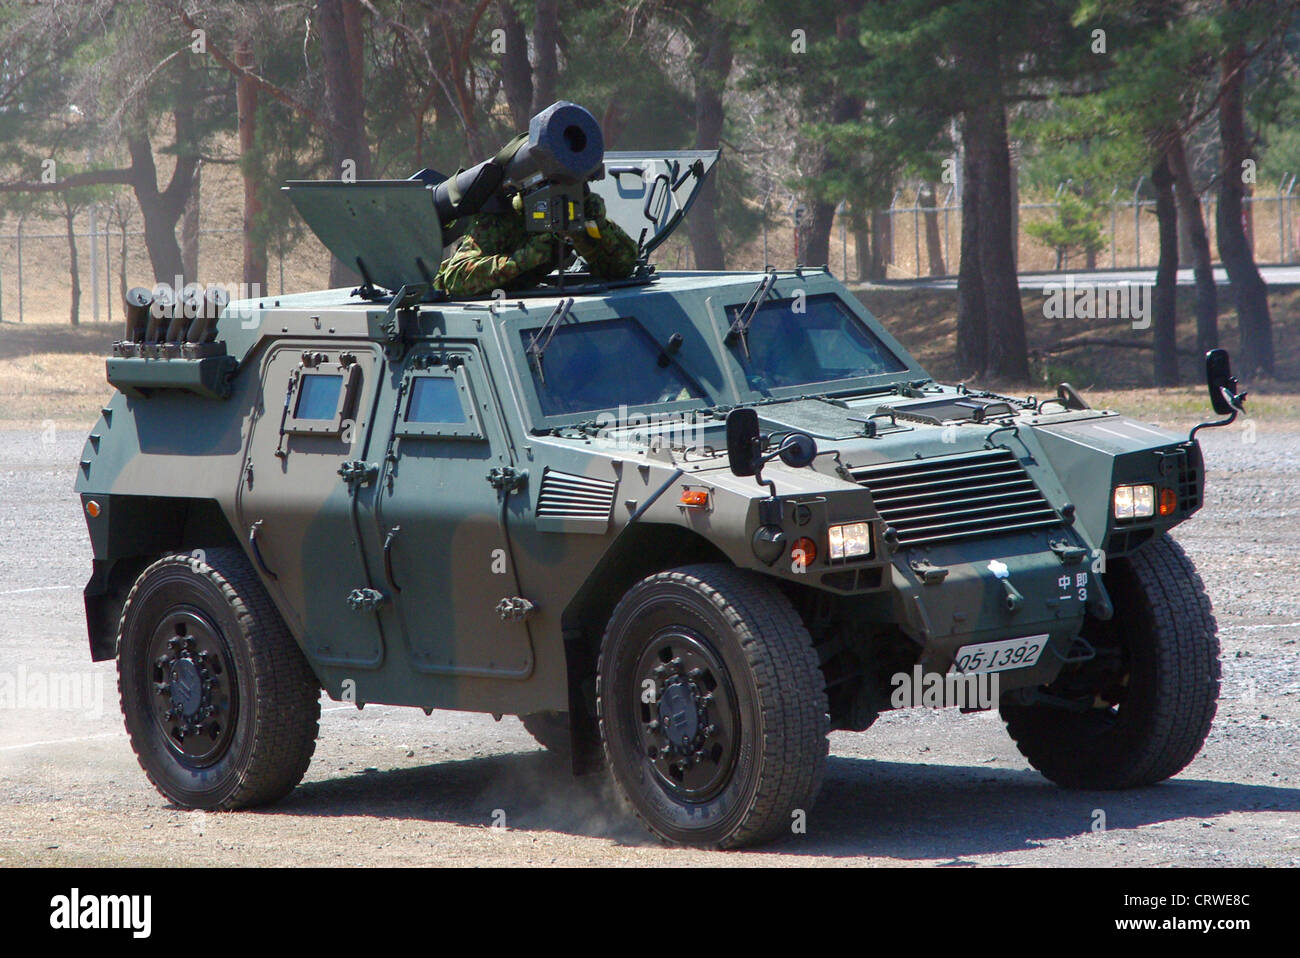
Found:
[571,194,639,280]
[436,215,553,296]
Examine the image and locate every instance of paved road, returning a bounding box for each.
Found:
[1,422,1297,866]
[867,264,1300,291]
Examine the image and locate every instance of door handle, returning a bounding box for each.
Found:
[249,519,278,580]
[383,525,401,593]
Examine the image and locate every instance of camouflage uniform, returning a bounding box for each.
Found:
[435,192,638,296]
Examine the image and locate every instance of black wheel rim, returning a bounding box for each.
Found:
[628,628,741,803]
[146,607,239,768]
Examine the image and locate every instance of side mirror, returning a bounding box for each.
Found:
[777,432,818,468]
[726,407,760,477]
[1205,348,1244,415]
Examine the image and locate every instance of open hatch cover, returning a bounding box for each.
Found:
[588,150,720,259]
[282,180,444,293]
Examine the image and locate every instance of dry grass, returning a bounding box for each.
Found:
[0,324,118,429]
[858,284,1300,389]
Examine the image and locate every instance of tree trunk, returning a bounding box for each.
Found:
[686,18,732,271]
[969,100,1028,379]
[319,0,372,287]
[1217,40,1274,376]
[957,29,1027,382]
[64,203,81,326]
[956,135,986,376]
[798,198,835,270]
[1167,132,1218,356]
[530,0,558,114]
[181,160,201,282]
[499,1,533,130]
[236,35,268,290]
[1151,153,1179,386]
[1177,197,1195,262]
[869,208,891,280]
[126,130,196,286]
[919,183,945,275]
[849,202,871,281]
[1008,141,1019,272]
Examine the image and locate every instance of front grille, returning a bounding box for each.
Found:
[1177,446,1202,513]
[852,448,1059,547]
[536,469,616,521]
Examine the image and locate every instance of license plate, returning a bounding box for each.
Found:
[950,634,1049,674]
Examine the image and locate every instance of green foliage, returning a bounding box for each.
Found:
[1025,192,1106,262]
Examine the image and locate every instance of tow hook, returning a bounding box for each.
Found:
[1001,579,1025,614]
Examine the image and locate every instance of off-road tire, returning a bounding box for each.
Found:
[597,564,829,848]
[1002,534,1219,789]
[116,547,321,810]
[520,710,572,757]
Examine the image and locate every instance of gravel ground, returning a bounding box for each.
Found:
[0,421,1296,867]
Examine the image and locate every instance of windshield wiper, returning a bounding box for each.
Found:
[724,270,778,358]
[526,296,575,383]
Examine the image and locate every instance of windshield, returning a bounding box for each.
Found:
[727,294,907,393]
[521,316,707,416]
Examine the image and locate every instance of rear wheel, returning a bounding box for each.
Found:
[1001,535,1219,788]
[116,548,321,810]
[597,564,828,848]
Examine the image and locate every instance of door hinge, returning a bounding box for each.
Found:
[1049,538,1088,564]
[496,596,537,621]
[909,558,949,585]
[486,466,528,492]
[346,587,387,612]
[338,460,379,492]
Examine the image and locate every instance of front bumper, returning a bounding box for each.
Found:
[889,527,1103,693]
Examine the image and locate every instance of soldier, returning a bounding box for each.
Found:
[436,190,638,297]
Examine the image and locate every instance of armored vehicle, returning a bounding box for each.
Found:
[77,103,1243,848]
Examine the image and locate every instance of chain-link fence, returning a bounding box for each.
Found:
[801,177,1299,283]
[0,218,333,326]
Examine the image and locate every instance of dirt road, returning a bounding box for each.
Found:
[1,420,1296,866]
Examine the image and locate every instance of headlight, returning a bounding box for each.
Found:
[828,521,873,561]
[1113,484,1155,520]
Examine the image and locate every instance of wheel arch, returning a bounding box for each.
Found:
[83,495,241,661]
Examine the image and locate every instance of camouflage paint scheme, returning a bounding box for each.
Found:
[435,193,638,296]
[75,266,1205,732]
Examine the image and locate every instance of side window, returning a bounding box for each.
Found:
[395,363,484,440]
[283,353,362,435]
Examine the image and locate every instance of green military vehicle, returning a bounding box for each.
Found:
[76,103,1244,848]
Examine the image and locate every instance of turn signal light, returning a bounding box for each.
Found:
[679,489,710,508]
[85,500,101,518]
[1159,488,1177,516]
[791,536,817,569]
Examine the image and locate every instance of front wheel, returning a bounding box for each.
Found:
[116,548,321,810]
[597,564,828,848]
[1001,535,1220,789]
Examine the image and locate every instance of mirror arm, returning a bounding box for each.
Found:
[1188,408,1237,443]
[1188,386,1246,442]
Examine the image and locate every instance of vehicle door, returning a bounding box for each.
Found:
[236,342,388,669]
[373,343,533,679]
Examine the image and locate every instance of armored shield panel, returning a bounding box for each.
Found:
[589,150,720,258]
[283,180,444,293]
